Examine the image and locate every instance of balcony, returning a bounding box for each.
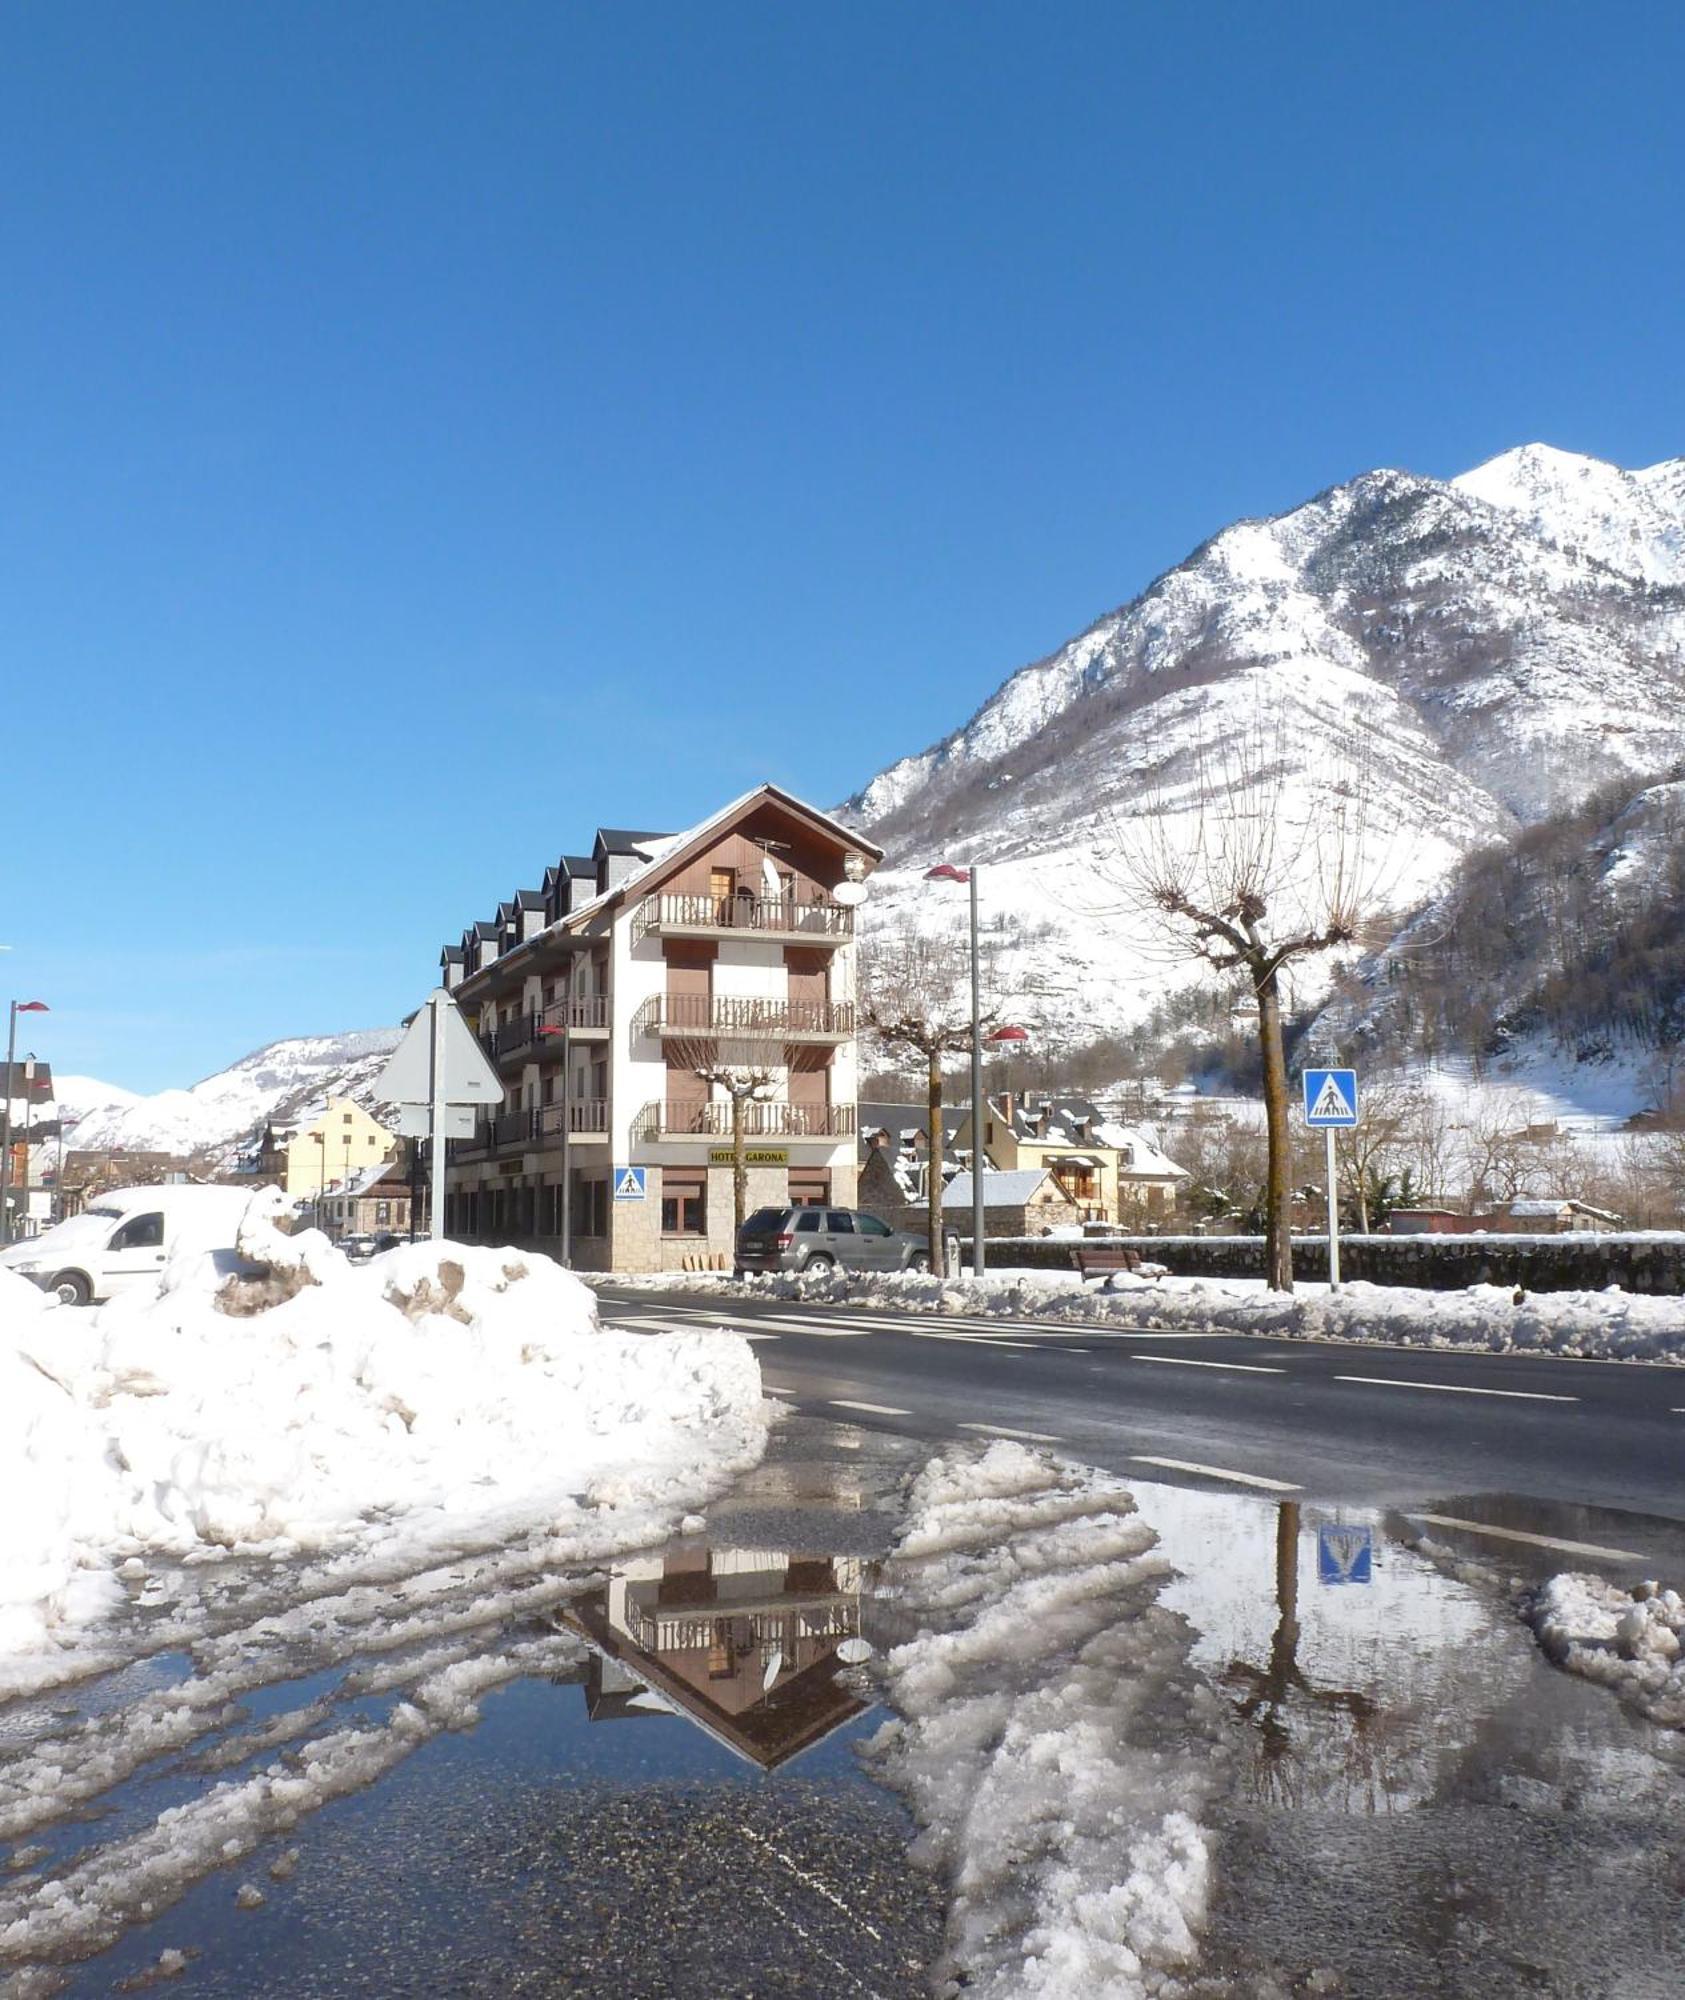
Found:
[632,893,854,947]
[539,994,610,1039]
[488,994,611,1065]
[635,1100,856,1142]
[537,1098,609,1142]
[634,993,855,1044]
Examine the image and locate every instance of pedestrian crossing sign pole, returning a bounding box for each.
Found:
[1302,1068,1358,1291]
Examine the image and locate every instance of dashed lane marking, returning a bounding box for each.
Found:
[829,1399,914,1417]
[762,1384,798,1398]
[958,1421,1063,1443]
[909,1330,1039,1351]
[1128,1353,1285,1375]
[1131,1455,1301,1493]
[1332,1374,1579,1404]
[1409,1512,1645,1564]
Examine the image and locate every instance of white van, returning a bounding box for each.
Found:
[0,1185,259,1307]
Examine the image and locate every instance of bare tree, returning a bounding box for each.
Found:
[859,928,997,1269]
[667,1031,780,1237]
[1101,710,1382,1290]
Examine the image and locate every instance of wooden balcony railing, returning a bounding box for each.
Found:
[634,993,855,1041]
[632,894,853,945]
[634,1100,856,1141]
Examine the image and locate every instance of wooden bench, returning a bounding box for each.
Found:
[1074,1242,1145,1280]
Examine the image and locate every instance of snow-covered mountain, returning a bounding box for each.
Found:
[57,1030,403,1170]
[845,444,1685,1047]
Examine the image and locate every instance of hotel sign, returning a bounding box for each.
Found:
[708,1147,790,1167]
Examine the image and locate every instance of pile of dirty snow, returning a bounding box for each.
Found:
[0,1211,766,1697]
[864,1441,1225,1998]
[632,1265,1685,1363]
[1527,1573,1685,1728]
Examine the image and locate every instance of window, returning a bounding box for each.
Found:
[857,1213,893,1237]
[795,1211,822,1233]
[661,1171,706,1236]
[788,1172,829,1208]
[825,1210,855,1234]
[343,1112,354,1125]
[375,1202,390,1225]
[111,1212,164,1250]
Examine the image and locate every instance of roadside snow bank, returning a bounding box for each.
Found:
[0,1232,766,1697]
[1527,1573,1685,1728]
[628,1266,1685,1362]
[865,1442,1225,1998]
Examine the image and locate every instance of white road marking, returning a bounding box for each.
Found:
[1332,1374,1578,1404]
[829,1398,913,1417]
[958,1421,1063,1443]
[1129,1353,1285,1375]
[1132,1455,1301,1493]
[762,1384,798,1399]
[1410,1512,1644,1564]
[910,1330,1039,1350]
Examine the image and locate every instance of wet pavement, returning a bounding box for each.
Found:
[3,1416,1684,1996]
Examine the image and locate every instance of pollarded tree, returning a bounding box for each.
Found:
[1102,709,1384,1292]
[859,927,998,1270]
[667,1031,781,1238]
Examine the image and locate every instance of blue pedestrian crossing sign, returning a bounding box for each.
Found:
[1317,1522,1374,1586]
[612,1166,647,1202]
[1302,1067,1358,1128]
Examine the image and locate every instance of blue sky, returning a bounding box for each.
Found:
[4,3,1682,1091]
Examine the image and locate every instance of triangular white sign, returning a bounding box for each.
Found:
[376,990,504,1105]
[1309,1073,1354,1122]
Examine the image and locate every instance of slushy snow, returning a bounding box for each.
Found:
[864,1441,1225,1998]
[614,1264,1685,1363]
[1527,1573,1685,1728]
[0,1194,767,1698]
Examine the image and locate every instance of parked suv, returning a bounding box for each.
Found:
[734,1206,953,1278]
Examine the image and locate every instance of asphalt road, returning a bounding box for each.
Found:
[597,1285,1685,1577]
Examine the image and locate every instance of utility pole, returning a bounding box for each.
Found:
[968,865,985,1279]
[1,998,49,1249]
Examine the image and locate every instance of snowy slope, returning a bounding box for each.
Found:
[845,446,1685,1048]
[56,1030,403,1169]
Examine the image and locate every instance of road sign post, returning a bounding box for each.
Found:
[1302,1068,1358,1293]
[376,990,503,1243]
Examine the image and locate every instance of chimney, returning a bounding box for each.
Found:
[1000,1091,1015,1127]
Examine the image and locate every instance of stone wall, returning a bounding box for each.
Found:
[963,1232,1685,1295]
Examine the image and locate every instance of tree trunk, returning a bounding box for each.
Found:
[926,1046,943,1272]
[731,1090,748,1236]
[1256,972,1295,1292]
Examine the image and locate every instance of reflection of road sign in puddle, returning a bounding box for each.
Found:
[1318,1522,1374,1585]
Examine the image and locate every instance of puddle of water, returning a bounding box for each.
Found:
[4,1417,1684,1998]
[1136,1476,1685,1995]
[3,1418,942,1998]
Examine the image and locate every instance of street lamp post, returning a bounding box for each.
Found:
[0,999,49,1249]
[925,865,986,1278]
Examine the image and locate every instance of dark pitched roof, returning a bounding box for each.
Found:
[516,889,546,911]
[593,827,668,857]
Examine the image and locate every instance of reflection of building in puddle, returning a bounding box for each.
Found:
[559,1546,875,1770]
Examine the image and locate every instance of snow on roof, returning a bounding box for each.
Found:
[942,1168,1057,1209]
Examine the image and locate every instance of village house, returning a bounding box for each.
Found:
[438,784,880,1273]
[319,1159,414,1240]
[951,1094,1187,1224]
[256,1096,398,1198]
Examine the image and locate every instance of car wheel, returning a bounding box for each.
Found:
[803,1253,835,1273]
[51,1271,92,1307]
[906,1250,931,1273]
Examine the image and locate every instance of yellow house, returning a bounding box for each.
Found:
[951,1094,1187,1225]
[257,1096,397,1198]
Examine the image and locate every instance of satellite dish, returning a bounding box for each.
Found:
[761,1648,784,1692]
[835,1636,874,1665]
[831,881,868,907]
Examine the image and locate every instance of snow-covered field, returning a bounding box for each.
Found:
[864,1442,1225,1998]
[1,1199,767,1701]
[604,1264,1685,1362]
